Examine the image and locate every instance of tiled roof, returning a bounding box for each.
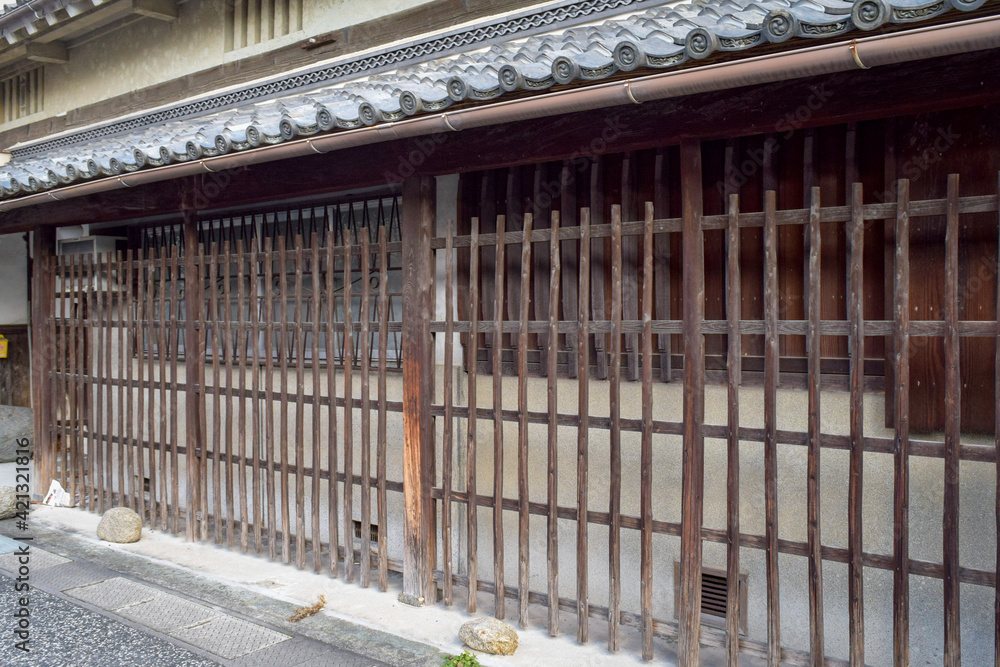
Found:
[0,0,993,200]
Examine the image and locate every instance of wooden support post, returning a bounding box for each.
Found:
[678,139,705,667]
[183,213,205,542]
[400,175,437,606]
[31,226,56,494]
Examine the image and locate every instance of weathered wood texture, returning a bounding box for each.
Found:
[422,167,997,664]
[39,158,997,666]
[401,175,436,605]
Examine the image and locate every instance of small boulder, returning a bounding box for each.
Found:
[0,406,33,463]
[0,486,19,520]
[459,617,519,656]
[97,507,142,543]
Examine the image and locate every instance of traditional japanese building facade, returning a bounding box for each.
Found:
[1,0,998,664]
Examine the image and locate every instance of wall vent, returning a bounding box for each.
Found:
[353,520,379,543]
[674,563,748,634]
[226,1,303,52]
[0,67,43,124]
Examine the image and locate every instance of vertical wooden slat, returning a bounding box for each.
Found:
[576,207,591,644]
[764,189,781,667]
[115,251,124,511]
[222,241,235,545]
[278,236,290,561]
[942,173,961,667]
[622,153,639,382]
[31,227,56,494]
[124,251,135,512]
[144,250,157,523]
[517,212,533,628]
[134,252,146,524]
[250,237,262,552]
[847,182,866,667]
[506,167,522,351]
[533,166,551,366]
[442,222,455,604]
[892,178,911,667]
[640,201,654,661]
[807,186,825,665]
[105,251,115,513]
[342,231,355,581]
[590,160,607,380]
[678,139,706,667]
[264,237,277,559]
[481,171,497,355]
[168,245,180,534]
[58,255,70,494]
[377,224,389,591]
[400,175,436,605]
[547,210,561,637]
[184,218,205,542]
[467,216,481,614]
[158,246,169,530]
[311,236,323,571]
[608,203,623,652]
[86,252,96,512]
[95,251,106,514]
[492,213,507,619]
[207,243,220,542]
[325,237,339,576]
[77,252,87,508]
[238,240,250,550]
[360,231,372,586]
[725,192,741,667]
[67,255,76,504]
[561,162,579,378]
[294,238,306,568]
[654,149,672,382]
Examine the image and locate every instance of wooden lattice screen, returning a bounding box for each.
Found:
[33,163,1000,664]
[428,165,999,664]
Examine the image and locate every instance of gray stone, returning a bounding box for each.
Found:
[0,405,32,463]
[97,507,143,543]
[0,485,19,520]
[459,617,518,656]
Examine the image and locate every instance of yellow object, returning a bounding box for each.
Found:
[0,335,7,359]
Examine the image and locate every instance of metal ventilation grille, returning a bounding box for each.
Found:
[674,563,748,634]
[701,570,729,619]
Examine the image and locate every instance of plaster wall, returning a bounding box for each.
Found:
[5,0,439,133]
[0,232,28,324]
[77,310,996,665]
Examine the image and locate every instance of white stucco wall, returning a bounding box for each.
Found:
[0,232,28,325]
[3,0,444,134]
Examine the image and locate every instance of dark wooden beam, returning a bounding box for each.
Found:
[399,175,436,606]
[30,226,56,493]
[677,138,705,666]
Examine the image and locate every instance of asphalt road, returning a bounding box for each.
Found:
[0,572,219,666]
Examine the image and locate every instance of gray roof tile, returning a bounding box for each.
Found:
[0,0,994,199]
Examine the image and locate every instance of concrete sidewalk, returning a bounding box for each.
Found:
[0,516,415,666]
[2,503,662,667]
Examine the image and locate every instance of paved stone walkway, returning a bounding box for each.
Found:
[0,532,391,666]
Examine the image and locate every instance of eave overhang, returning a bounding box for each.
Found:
[0,0,997,212]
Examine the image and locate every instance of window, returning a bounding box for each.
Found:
[0,67,43,124]
[226,0,303,51]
